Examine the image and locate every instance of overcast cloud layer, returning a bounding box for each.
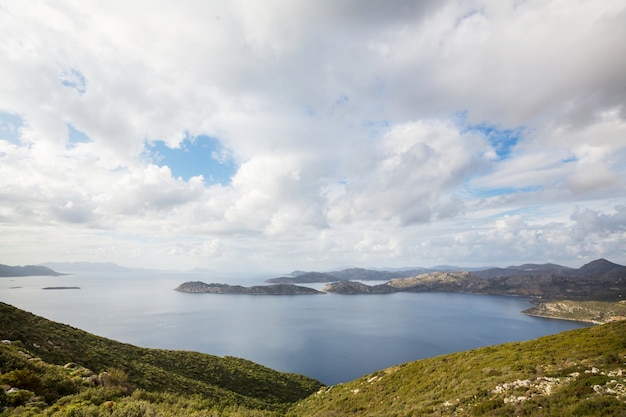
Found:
[1,0,625,273]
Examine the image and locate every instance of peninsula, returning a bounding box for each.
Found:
[0,263,64,277]
[175,281,323,295]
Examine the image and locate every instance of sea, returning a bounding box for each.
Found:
[0,270,590,385]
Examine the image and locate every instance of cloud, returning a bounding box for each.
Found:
[327,119,488,225]
[0,0,625,270]
[571,205,626,241]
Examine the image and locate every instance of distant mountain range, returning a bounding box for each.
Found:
[39,261,144,273]
[321,259,626,301]
[0,264,63,277]
[267,267,432,284]
[267,258,626,284]
[0,261,154,277]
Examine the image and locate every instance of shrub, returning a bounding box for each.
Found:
[0,369,42,392]
[5,388,35,407]
[472,398,504,415]
[572,396,626,416]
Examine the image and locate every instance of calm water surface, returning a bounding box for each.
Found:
[0,271,589,384]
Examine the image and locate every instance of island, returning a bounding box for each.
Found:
[317,260,626,323]
[0,263,64,277]
[42,286,81,290]
[175,281,323,295]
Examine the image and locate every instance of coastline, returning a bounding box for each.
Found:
[522,299,626,325]
[522,309,601,325]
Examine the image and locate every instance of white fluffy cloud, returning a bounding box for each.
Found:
[0,0,625,272]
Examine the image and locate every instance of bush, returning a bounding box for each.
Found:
[99,368,132,395]
[565,374,611,398]
[0,369,42,392]
[110,401,157,417]
[5,388,35,407]
[572,396,626,416]
[472,398,504,415]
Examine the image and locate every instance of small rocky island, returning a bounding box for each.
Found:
[42,286,80,290]
[175,281,323,295]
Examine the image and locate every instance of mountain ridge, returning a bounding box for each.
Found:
[266,258,625,284]
[323,267,626,301]
[0,264,63,278]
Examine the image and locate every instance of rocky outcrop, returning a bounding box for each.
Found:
[387,271,487,292]
[324,272,485,294]
[523,300,626,324]
[322,281,395,294]
[175,282,323,295]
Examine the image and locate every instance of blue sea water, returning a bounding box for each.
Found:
[0,271,589,385]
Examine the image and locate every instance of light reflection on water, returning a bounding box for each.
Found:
[0,271,589,385]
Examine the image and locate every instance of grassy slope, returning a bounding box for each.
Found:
[291,321,626,416]
[2,302,626,416]
[0,302,322,412]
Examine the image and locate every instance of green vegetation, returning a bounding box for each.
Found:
[524,300,626,324]
[1,301,626,416]
[0,302,321,416]
[292,321,626,416]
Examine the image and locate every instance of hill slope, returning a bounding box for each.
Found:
[291,321,626,416]
[1,302,625,416]
[0,302,322,413]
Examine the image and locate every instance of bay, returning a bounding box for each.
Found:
[0,271,589,385]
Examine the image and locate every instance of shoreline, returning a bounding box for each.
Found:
[521,310,601,325]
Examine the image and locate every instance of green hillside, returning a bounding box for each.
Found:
[1,301,625,416]
[291,321,626,416]
[0,302,322,415]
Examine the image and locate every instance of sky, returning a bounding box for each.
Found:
[1,0,625,274]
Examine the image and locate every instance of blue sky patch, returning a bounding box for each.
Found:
[146,135,237,184]
[0,111,23,144]
[66,124,90,147]
[470,185,544,199]
[456,112,526,160]
[465,122,525,160]
[60,68,87,95]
